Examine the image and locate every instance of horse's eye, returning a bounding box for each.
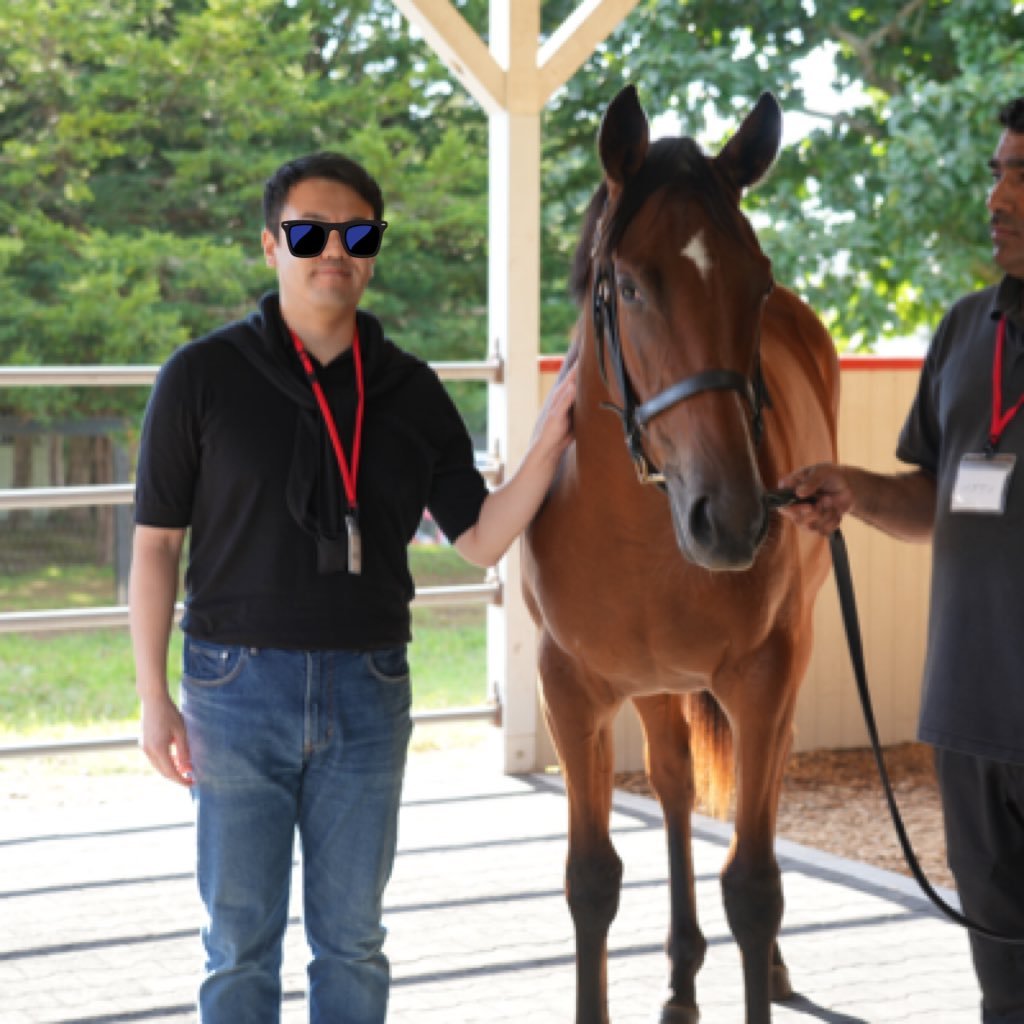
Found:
[619,280,640,304]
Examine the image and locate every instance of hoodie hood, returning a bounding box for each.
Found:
[223,291,422,402]
[217,292,424,572]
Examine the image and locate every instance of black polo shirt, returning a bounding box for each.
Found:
[134,292,489,650]
[898,275,1024,763]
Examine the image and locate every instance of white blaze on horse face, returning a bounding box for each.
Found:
[680,229,713,284]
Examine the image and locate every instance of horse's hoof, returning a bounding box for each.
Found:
[660,1002,700,1024]
[770,962,794,1002]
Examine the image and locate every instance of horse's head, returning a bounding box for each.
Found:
[574,85,782,571]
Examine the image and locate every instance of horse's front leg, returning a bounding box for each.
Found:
[717,650,801,1024]
[634,695,704,1024]
[540,637,623,1024]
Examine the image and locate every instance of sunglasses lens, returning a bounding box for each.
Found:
[283,221,384,258]
[344,223,382,258]
[286,222,327,257]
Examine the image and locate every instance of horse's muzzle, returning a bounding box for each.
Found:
[671,486,770,572]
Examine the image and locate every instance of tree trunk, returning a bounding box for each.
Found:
[66,436,94,530]
[95,436,114,566]
[11,433,35,530]
[48,434,65,487]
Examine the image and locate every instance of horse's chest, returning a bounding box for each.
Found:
[530,527,755,681]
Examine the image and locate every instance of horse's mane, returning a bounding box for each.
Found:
[569,137,742,306]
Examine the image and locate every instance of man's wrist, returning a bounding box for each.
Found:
[136,678,171,702]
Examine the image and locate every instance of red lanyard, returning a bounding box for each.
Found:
[289,327,364,514]
[989,316,1020,452]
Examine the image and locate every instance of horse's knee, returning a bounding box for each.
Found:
[720,861,783,950]
[566,846,624,933]
[647,754,695,811]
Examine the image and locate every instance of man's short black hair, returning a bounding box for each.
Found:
[999,98,1024,134]
[263,152,384,233]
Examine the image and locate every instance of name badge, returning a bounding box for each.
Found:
[951,453,1016,514]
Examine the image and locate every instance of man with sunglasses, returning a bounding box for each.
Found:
[781,98,1024,1022]
[129,151,577,1024]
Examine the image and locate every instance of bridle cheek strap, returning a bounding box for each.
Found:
[592,263,770,487]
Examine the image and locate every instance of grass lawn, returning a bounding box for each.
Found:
[0,544,490,743]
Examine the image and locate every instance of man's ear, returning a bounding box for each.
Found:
[261,227,278,268]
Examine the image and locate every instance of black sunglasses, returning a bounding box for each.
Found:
[280,219,388,259]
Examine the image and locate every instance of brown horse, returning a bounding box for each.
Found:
[522,86,839,1024]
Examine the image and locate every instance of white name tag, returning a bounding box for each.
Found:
[951,453,1016,514]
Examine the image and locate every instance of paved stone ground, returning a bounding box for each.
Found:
[0,738,982,1023]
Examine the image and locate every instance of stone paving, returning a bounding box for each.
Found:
[0,740,982,1023]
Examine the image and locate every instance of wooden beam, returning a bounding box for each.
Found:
[537,0,642,105]
[395,1,642,114]
[392,0,505,114]
[489,0,541,113]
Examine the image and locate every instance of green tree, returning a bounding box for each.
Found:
[0,0,491,428]
[540,0,1023,349]
[3,0,1021,413]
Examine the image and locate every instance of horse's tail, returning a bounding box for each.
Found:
[685,691,733,819]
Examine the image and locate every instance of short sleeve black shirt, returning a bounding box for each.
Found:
[897,276,1024,763]
[134,293,489,650]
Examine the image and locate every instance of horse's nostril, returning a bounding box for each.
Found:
[689,496,714,549]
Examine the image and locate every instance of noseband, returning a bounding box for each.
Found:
[592,262,770,487]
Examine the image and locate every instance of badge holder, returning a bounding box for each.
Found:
[951,453,1016,514]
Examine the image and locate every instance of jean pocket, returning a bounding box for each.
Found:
[183,638,249,688]
[364,646,411,685]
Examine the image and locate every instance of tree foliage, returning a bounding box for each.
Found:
[548,0,1023,349]
[0,0,489,423]
[2,0,1021,430]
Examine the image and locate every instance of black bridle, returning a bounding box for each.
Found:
[591,262,771,487]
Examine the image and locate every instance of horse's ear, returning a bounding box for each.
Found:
[598,85,650,193]
[715,92,782,193]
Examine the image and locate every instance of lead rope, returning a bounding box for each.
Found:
[767,489,1024,944]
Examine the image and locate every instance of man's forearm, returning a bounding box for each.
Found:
[847,467,937,542]
[454,364,577,568]
[129,527,185,700]
[455,444,561,568]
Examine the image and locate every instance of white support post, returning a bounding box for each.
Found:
[393,0,641,773]
[486,1,542,774]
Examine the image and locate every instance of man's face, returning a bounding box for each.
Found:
[988,130,1024,279]
[261,177,377,314]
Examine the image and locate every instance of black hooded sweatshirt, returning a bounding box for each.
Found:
[134,292,488,650]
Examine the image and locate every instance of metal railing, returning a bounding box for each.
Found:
[0,484,136,511]
[0,360,503,388]
[0,359,505,758]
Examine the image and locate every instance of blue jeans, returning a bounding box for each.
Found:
[181,639,413,1024]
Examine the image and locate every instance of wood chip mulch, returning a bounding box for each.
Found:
[615,742,953,890]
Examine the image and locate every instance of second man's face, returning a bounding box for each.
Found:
[989,130,1024,280]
